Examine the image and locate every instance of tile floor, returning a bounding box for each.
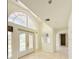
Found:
[19,50,68,59]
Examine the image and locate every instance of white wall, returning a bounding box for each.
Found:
[68,14,72,59]
[53,30,56,52]
[41,23,54,53]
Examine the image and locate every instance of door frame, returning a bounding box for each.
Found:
[8,22,36,58]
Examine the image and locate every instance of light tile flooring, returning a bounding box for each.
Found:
[19,50,68,59]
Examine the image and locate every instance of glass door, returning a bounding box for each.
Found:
[18,30,35,57]
[8,31,12,59]
[18,30,28,57]
[8,25,13,59]
[19,31,27,52]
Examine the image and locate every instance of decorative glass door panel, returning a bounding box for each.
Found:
[19,31,26,52]
[8,31,12,59]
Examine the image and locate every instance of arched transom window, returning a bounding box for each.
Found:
[8,12,37,30]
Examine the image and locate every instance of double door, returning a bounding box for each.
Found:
[18,30,35,57]
[8,26,35,59]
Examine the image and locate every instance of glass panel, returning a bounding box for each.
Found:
[19,31,26,52]
[8,12,28,27]
[45,33,50,44]
[14,15,27,27]
[8,31,12,58]
[8,12,37,30]
[28,16,36,30]
[29,33,34,49]
[47,36,50,44]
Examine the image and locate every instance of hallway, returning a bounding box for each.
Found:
[20,50,68,59]
[8,0,71,59]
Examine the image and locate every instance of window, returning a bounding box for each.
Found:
[8,12,28,27]
[28,33,34,49]
[19,31,26,52]
[14,15,27,27]
[45,33,50,44]
[28,16,36,30]
[8,31,12,58]
[47,36,50,44]
[8,12,37,30]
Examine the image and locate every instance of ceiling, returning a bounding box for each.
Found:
[20,0,71,29]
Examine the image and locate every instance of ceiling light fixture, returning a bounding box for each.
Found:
[48,0,52,4]
[45,18,50,21]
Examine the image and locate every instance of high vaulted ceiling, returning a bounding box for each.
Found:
[20,0,71,29]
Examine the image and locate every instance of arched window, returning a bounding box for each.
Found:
[8,12,28,27]
[8,12,37,30]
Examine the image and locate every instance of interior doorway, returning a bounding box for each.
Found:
[60,34,66,46]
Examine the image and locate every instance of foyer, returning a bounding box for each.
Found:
[20,51,68,59]
[8,0,72,59]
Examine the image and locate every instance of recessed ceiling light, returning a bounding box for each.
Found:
[45,18,50,21]
[48,0,52,4]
